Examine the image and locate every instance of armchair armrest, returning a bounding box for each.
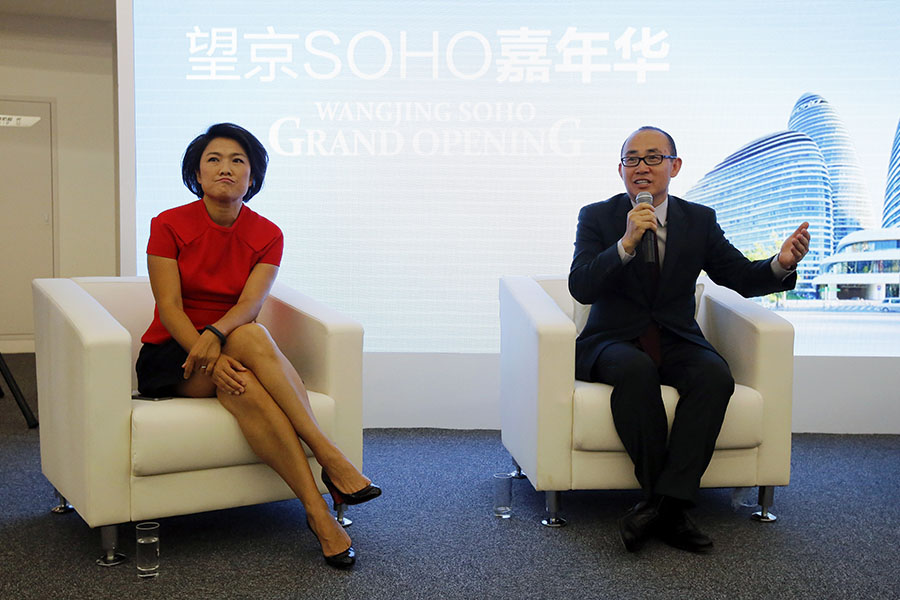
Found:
[695,276,794,484]
[258,281,364,466]
[499,277,576,490]
[32,279,133,527]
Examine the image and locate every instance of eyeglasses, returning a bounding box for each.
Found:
[620,154,677,167]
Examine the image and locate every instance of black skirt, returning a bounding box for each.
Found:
[135,338,189,398]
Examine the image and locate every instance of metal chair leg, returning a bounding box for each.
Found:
[541,491,567,527]
[510,459,527,480]
[96,525,126,566]
[335,503,352,527]
[51,489,73,514]
[751,485,778,522]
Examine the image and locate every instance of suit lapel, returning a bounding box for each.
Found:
[659,196,686,289]
[612,193,631,240]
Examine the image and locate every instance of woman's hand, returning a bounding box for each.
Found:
[211,353,248,395]
[182,330,223,379]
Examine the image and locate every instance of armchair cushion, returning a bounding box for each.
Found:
[131,392,334,477]
[572,381,763,452]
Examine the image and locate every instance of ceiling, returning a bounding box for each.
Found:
[0,0,115,22]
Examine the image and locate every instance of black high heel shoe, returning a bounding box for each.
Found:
[320,469,382,508]
[306,519,356,569]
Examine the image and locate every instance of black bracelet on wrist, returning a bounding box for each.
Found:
[203,325,227,346]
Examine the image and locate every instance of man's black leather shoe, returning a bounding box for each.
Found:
[618,500,662,552]
[658,508,714,553]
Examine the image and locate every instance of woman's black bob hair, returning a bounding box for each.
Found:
[181,123,268,202]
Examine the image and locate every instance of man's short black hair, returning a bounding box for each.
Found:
[182,123,268,202]
[622,126,678,157]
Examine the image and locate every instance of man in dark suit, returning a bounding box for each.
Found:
[568,126,810,553]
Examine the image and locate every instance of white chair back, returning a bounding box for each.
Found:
[72,277,155,388]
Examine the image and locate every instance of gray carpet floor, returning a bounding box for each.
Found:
[1,353,898,600]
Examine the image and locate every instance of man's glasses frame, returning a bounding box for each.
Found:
[620,154,677,167]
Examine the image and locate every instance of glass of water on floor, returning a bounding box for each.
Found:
[136,522,160,578]
[493,472,513,518]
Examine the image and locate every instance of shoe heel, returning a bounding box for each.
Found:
[328,486,345,508]
[320,469,382,508]
[321,474,345,509]
[332,498,346,515]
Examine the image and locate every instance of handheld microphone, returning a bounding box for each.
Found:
[635,191,658,265]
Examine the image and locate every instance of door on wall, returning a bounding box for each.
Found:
[0,100,54,342]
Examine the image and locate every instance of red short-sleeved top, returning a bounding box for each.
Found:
[141,200,284,344]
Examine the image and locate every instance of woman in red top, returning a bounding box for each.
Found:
[136,123,379,569]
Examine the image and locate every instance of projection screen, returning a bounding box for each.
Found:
[120,0,900,355]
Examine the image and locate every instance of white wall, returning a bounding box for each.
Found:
[793,356,900,434]
[363,353,500,428]
[0,13,117,353]
[0,14,117,278]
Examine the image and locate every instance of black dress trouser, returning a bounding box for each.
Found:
[590,328,734,503]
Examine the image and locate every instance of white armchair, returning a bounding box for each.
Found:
[499,275,793,525]
[32,277,363,564]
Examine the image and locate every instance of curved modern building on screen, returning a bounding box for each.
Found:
[883,119,900,228]
[684,130,832,296]
[813,229,900,300]
[788,93,875,247]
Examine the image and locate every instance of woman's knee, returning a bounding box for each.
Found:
[224,323,275,356]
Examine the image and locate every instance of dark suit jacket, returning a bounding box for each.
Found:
[568,193,796,381]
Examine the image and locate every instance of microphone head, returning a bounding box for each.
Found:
[635,191,653,205]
